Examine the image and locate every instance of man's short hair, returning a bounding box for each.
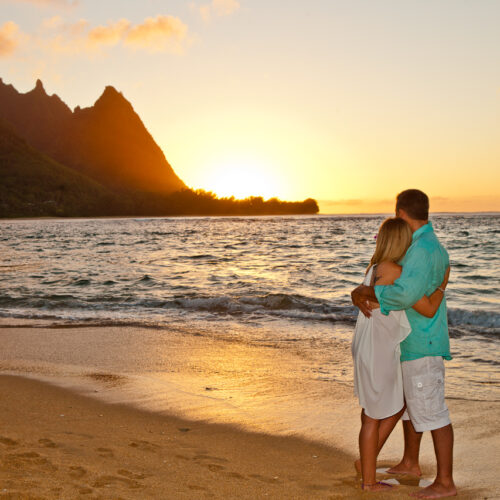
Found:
[396,189,429,220]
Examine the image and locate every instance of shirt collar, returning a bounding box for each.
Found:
[412,221,433,242]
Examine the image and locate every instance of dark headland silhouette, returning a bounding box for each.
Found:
[0,78,319,217]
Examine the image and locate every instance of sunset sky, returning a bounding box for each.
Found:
[1,0,499,213]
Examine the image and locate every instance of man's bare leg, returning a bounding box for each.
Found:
[387,419,423,476]
[411,424,456,498]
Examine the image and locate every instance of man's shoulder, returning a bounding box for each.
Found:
[407,230,449,266]
[414,230,441,251]
[406,239,432,258]
[420,229,448,254]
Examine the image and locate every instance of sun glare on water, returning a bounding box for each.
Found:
[201,158,283,200]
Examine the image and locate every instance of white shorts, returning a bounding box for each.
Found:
[400,356,450,432]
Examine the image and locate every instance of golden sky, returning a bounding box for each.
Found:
[1,0,499,213]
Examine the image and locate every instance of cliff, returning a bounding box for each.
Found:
[0,79,185,194]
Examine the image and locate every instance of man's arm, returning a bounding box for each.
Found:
[351,261,402,317]
[412,266,450,318]
[375,246,431,315]
[351,285,377,318]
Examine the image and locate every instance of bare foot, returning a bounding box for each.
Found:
[410,482,457,498]
[354,459,361,474]
[387,461,422,477]
[362,481,394,492]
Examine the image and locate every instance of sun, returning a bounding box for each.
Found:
[200,157,283,200]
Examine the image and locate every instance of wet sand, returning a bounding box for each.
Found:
[1,375,492,500]
[0,323,498,498]
[0,375,361,499]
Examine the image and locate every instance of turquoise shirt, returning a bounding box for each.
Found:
[374,222,452,362]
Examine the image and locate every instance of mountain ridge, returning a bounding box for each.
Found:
[0,78,185,194]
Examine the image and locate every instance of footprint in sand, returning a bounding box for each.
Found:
[249,473,282,485]
[5,451,57,472]
[117,469,146,480]
[68,465,87,479]
[304,483,332,491]
[222,471,246,480]
[96,447,114,458]
[38,438,57,448]
[206,464,225,472]
[93,475,141,489]
[77,486,93,495]
[193,454,229,464]
[0,436,18,447]
[128,440,160,452]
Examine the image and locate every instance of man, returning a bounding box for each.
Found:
[351,189,457,499]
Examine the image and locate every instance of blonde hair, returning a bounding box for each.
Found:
[368,217,412,270]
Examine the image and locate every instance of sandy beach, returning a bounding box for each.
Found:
[0,375,494,500]
[0,375,356,499]
[0,324,498,499]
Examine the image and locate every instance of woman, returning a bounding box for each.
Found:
[352,217,449,491]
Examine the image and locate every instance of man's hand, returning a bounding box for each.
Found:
[351,285,375,318]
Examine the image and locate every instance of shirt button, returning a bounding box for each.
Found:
[429,341,432,344]
[417,382,423,388]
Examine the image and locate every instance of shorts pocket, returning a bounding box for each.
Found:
[410,372,445,414]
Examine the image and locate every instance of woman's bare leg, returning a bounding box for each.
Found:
[355,407,405,474]
[359,410,393,491]
[377,406,406,451]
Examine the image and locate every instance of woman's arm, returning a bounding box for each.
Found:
[363,261,403,310]
[373,261,402,286]
[412,266,450,318]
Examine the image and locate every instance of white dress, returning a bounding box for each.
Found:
[352,266,412,419]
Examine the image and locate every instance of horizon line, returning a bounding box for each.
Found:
[318,210,500,216]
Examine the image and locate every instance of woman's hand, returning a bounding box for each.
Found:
[440,266,450,290]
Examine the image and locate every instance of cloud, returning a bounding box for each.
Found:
[42,15,189,55]
[87,19,130,47]
[1,0,78,7]
[124,15,188,53]
[193,0,240,22]
[41,15,64,30]
[212,0,240,16]
[0,21,22,57]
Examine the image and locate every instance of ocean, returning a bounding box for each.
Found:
[0,214,498,411]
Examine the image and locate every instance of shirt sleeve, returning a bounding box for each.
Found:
[374,245,431,315]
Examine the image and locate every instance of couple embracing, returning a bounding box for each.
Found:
[351,189,457,498]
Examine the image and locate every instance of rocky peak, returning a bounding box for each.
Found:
[0,78,186,194]
[34,79,46,94]
[94,86,130,109]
